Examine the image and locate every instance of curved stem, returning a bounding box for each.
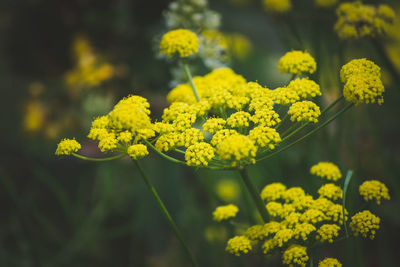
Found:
[257,103,354,162]
[183,63,201,102]
[143,139,186,165]
[238,167,270,223]
[71,153,125,162]
[133,160,199,267]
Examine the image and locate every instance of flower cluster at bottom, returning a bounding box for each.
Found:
[212,162,389,266]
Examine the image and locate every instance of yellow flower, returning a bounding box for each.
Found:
[359,180,390,205]
[350,210,380,239]
[319,258,342,267]
[318,183,343,201]
[282,187,306,203]
[340,58,381,83]
[263,0,292,14]
[216,179,240,202]
[343,73,384,105]
[293,223,316,241]
[117,131,133,143]
[245,224,268,241]
[160,29,199,58]
[287,78,321,99]
[127,144,148,160]
[202,118,226,134]
[55,138,81,155]
[226,235,252,256]
[310,162,342,181]
[271,87,300,105]
[226,111,252,128]
[274,228,294,247]
[282,245,308,267]
[213,204,239,222]
[261,183,287,202]
[288,101,321,123]
[217,134,257,166]
[98,132,118,152]
[262,238,276,254]
[334,1,395,40]
[316,224,341,243]
[248,126,281,150]
[278,51,317,76]
[185,142,215,166]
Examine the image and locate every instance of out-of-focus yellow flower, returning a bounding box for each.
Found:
[216,179,241,202]
[23,100,46,134]
[263,0,291,14]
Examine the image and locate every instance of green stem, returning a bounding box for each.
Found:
[143,139,186,165]
[257,103,354,162]
[342,170,354,238]
[71,153,125,162]
[238,167,270,223]
[183,63,201,102]
[320,95,344,115]
[133,160,199,267]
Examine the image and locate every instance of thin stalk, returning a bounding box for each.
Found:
[238,167,270,223]
[183,63,201,102]
[71,153,125,162]
[342,170,354,238]
[257,103,354,162]
[133,160,199,267]
[143,139,186,165]
[321,95,344,115]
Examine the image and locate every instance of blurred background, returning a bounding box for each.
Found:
[1,0,399,266]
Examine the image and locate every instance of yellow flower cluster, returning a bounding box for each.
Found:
[261,183,287,202]
[282,244,308,267]
[185,142,215,166]
[65,36,114,89]
[127,144,149,160]
[315,0,338,9]
[213,204,239,222]
[334,2,395,40]
[263,0,292,14]
[288,101,321,123]
[55,138,81,155]
[350,210,380,239]
[318,183,342,201]
[319,258,342,267]
[359,180,390,205]
[316,224,341,243]
[310,162,342,181]
[225,235,252,256]
[160,29,199,58]
[341,59,384,105]
[163,62,320,167]
[278,51,317,76]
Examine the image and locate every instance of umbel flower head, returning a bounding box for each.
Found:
[318,258,342,267]
[213,204,239,222]
[278,51,317,76]
[160,29,199,58]
[334,1,395,40]
[310,162,342,181]
[56,138,81,155]
[340,59,384,105]
[359,180,390,205]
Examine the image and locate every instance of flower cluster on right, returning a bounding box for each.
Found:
[212,162,390,267]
